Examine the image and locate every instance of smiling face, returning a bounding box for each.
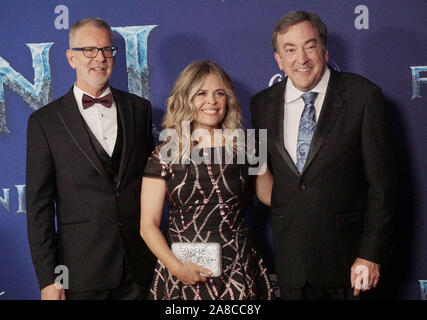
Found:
[274,20,328,92]
[192,73,227,133]
[66,24,114,97]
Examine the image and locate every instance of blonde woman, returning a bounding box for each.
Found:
[140,60,272,300]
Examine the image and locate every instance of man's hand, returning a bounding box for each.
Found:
[41,283,66,300]
[350,258,381,297]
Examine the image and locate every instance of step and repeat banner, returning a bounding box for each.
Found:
[0,0,426,299]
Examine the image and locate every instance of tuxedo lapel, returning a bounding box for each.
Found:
[303,70,345,173]
[268,79,300,177]
[56,88,113,187]
[112,88,134,190]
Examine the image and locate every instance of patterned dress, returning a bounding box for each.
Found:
[144,145,272,300]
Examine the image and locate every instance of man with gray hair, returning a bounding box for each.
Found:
[26,17,155,300]
[250,10,394,299]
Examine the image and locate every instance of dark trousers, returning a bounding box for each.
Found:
[66,261,149,300]
[280,282,362,300]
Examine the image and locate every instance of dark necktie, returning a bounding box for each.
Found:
[82,93,113,109]
[296,91,318,174]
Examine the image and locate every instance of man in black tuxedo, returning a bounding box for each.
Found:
[250,11,394,299]
[26,18,155,300]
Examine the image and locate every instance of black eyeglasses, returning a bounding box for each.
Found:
[72,46,117,58]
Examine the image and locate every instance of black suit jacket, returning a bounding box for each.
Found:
[26,87,156,292]
[250,69,394,289]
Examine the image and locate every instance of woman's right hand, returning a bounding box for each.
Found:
[170,261,213,285]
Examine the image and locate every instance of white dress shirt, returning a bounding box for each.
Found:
[73,85,117,157]
[283,67,331,165]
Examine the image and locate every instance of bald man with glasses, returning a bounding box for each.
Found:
[26,17,155,300]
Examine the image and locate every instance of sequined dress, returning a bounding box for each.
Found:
[144,145,272,300]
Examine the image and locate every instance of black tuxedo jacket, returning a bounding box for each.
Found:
[26,87,155,292]
[250,69,394,289]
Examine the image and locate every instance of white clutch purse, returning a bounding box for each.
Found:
[171,242,222,277]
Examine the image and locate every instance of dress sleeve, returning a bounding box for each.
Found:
[144,145,170,179]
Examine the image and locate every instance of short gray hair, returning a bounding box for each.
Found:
[271,10,328,52]
[69,17,113,48]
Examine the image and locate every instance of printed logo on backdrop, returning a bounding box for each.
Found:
[0,5,157,134]
[0,185,26,214]
[411,66,427,99]
[419,280,427,300]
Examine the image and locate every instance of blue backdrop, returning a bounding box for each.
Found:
[0,0,426,299]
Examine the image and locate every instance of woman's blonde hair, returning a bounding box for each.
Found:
[161,60,243,162]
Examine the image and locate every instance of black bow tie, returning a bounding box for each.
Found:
[82,93,112,109]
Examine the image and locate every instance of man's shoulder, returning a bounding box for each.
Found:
[29,90,72,121]
[111,87,151,106]
[335,70,381,92]
[251,79,285,105]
